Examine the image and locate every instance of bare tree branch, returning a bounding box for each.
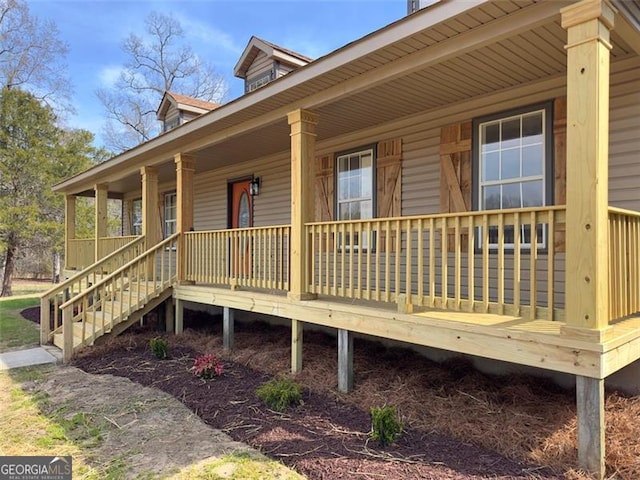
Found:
[98,11,228,152]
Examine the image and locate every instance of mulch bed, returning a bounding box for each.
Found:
[24,305,567,478]
[69,337,561,479]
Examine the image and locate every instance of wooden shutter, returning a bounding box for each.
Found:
[554,97,567,253]
[440,121,472,251]
[315,154,334,222]
[376,138,402,219]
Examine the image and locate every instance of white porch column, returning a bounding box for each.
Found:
[337,329,353,393]
[291,319,303,374]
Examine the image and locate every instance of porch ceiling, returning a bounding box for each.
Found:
[59,0,640,196]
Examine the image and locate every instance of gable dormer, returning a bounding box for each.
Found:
[156,92,220,133]
[234,36,312,93]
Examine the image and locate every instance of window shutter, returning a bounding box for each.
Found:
[440,121,472,252]
[315,154,334,221]
[440,121,472,213]
[376,138,402,219]
[554,97,567,253]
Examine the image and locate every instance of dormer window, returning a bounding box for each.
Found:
[164,115,181,132]
[246,70,273,93]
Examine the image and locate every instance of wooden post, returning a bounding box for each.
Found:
[576,376,606,479]
[287,109,318,301]
[141,166,160,249]
[561,0,615,341]
[175,298,184,334]
[40,296,50,345]
[165,298,175,332]
[337,329,353,393]
[62,305,73,363]
[291,319,303,374]
[64,195,76,270]
[223,307,234,350]
[123,198,133,236]
[175,153,195,282]
[94,184,108,262]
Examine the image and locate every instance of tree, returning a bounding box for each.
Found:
[97,11,227,152]
[0,0,71,111]
[0,88,96,296]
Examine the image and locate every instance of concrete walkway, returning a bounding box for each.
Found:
[0,346,61,370]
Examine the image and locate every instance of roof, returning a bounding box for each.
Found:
[234,36,312,79]
[156,91,220,120]
[53,0,640,196]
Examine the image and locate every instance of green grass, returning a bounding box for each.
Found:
[0,296,40,352]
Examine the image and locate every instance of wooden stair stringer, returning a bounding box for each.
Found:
[96,287,173,342]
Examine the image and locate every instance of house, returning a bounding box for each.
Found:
[41,0,640,477]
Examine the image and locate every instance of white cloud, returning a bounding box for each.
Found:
[98,66,125,88]
[172,13,242,55]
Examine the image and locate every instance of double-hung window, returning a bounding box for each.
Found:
[336,147,375,249]
[164,192,177,238]
[474,103,552,248]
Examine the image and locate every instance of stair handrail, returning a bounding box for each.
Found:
[40,235,145,343]
[59,233,180,312]
[58,232,181,361]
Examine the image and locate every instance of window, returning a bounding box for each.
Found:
[164,192,177,237]
[245,70,272,93]
[336,148,374,221]
[131,199,142,236]
[336,147,375,250]
[473,103,553,248]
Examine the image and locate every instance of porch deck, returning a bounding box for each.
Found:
[174,283,640,380]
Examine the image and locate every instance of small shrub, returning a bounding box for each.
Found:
[191,354,224,379]
[149,337,169,359]
[370,405,402,446]
[256,375,303,412]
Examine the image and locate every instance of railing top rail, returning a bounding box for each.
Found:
[184,225,291,235]
[304,205,567,227]
[41,235,146,298]
[59,233,179,310]
[609,206,640,218]
[98,235,141,242]
[68,238,95,243]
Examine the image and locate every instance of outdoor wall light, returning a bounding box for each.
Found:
[250,177,261,196]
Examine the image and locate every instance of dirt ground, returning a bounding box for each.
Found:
[21,365,297,479]
[23,306,640,479]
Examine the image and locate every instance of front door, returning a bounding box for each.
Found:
[230,180,252,280]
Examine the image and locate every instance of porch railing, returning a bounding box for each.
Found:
[58,233,179,360]
[98,235,141,259]
[65,235,141,271]
[609,207,640,322]
[184,226,290,291]
[41,236,146,343]
[306,206,566,321]
[66,238,95,270]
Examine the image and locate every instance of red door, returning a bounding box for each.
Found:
[230,180,252,279]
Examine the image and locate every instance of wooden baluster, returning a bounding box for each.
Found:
[417,219,424,306]
[385,220,391,302]
[468,214,475,313]
[405,219,412,305]
[514,212,521,316]
[482,214,489,313]
[441,217,448,309]
[529,211,538,320]
[454,215,461,310]
[429,218,435,308]
[548,211,555,321]
[497,213,505,315]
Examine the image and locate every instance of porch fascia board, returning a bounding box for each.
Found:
[53,0,565,195]
[174,284,605,378]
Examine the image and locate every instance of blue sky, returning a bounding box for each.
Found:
[27,1,405,148]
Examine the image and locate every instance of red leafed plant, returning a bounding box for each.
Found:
[191,354,224,379]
